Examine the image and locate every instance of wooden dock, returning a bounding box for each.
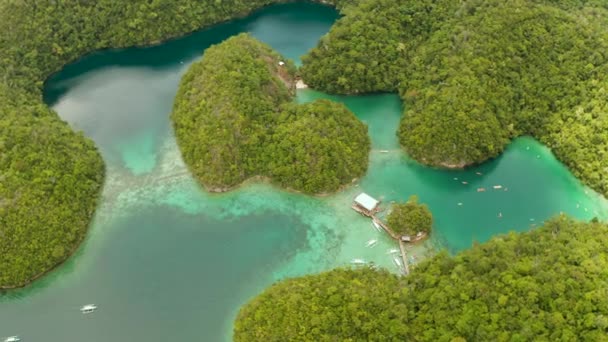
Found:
[351,195,419,275]
[398,239,410,275]
[372,215,409,275]
[371,216,398,240]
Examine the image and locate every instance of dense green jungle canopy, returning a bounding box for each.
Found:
[235,216,608,341]
[387,195,432,236]
[172,34,369,193]
[0,0,350,288]
[301,0,608,196]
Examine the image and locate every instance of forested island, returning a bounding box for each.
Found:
[0,0,350,288]
[235,216,608,341]
[301,0,608,196]
[387,196,432,238]
[171,34,369,194]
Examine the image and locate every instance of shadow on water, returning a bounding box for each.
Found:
[43,2,338,105]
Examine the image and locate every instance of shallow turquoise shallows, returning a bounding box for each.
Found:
[1,3,607,341]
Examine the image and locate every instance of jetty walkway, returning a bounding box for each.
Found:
[372,215,409,275]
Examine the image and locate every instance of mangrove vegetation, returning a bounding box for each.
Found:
[171,34,369,194]
[235,216,608,341]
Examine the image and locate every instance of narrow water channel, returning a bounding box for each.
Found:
[1,3,606,341]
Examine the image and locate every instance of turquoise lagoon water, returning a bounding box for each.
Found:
[1,3,606,341]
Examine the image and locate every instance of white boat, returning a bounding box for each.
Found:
[351,258,366,265]
[4,337,20,342]
[386,248,399,254]
[393,257,402,267]
[80,304,97,314]
[493,185,503,189]
[379,150,389,153]
[366,239,378,247]
[372,220,381,231]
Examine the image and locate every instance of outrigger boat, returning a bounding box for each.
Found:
[393,257,402,267]
[80,304,97,314]
[351,258,366,265]
[366,239,378,247]
[372,220,381,231]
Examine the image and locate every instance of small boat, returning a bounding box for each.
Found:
[351,259,366,265]
[477,187,486,192]
[4,337,20,342]
[457,202,463,206]
[476,172,483,175]
[366,239,378,247]
[80,304,97,314]
[461,181,468,185]
[372,220,381,231]
[386,248,399,254]
[493,185,503,189]
[393,257,402,267]
[453,177,458,181]
[379,150,389,153]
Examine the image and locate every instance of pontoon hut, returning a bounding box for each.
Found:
[352,192,380,216]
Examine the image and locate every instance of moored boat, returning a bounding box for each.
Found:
[80,304,97,314]
[5,336,20,342]
[351,258,366,265]
[393,257,402,267]
[372,220,381,231]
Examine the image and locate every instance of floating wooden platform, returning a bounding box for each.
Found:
[352,194,426,275]
[398,239,410,275]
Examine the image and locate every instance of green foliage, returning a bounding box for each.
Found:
[270,100,369,193]
[172,34,369,194]
[301,0,608,197]
[300,0,460,94]
[387,195,432,236]
[171,34,295,190]
[0,83,104,288]
[0,0,349,287]
[407,215,608,341]
[234,267,410,341]
[235,216,608,341]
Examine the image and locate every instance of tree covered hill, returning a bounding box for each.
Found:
[234,216,608,341]
[172,34,369,194]
[0,0,349,288]
[301,0,608,197]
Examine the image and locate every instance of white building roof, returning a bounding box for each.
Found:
[354,193,379,211]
